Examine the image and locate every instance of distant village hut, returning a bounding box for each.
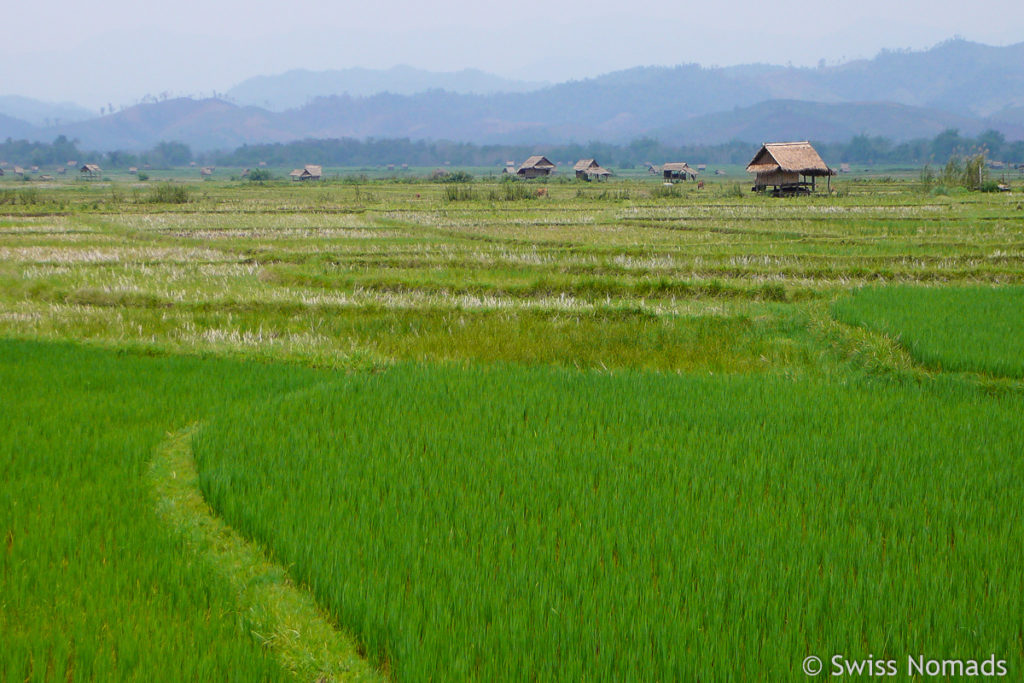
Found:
[517,156,555,179]
[79,164,102,180]
[289,164,322,181]
[200,166,214,177]
[573,159,612,181]
[662,162,698,181]
[746,141,834,195]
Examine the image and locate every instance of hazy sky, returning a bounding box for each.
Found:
[3,0,1022,110]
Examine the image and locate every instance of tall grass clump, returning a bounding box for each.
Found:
[443,184,477,201]
[146,183,191,203]
[649,183,682,198]
[488,181,535,201]
[196,364,1024,682]
[833,285,1024,377]
[0,188,43,205]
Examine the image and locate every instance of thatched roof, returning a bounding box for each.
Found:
[580,165,611,177]
[290,164,322,179]
[573,158,600,171]
[80,164,101,173]
[746,142,833,177]
[662,162,697,174]
[519,155,555,171]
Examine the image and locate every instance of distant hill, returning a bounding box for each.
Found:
[50,98,293,151]
[0,112,36,141]
[228,66,549,111]
[654,100,1024,145]
[0,95,94,127]
[7,39,1024,151]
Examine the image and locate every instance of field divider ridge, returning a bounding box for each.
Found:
[149,424,385,683]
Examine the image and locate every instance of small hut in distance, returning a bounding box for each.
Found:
[746,141,834,195]
[573,159,611,181]
[289,164,322,181]
[517,156,555,179]
[79,163,101,180]
[662,162,698,181]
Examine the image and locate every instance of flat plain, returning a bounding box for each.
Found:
[2,174,1023,680]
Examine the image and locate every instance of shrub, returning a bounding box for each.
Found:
[247,169,272,182]
[440,170,474,183]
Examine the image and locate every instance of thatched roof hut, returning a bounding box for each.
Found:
[662,162,698,181]
[79,163,101,180]
[574,158,611,181]
[200,167,214,176]
[289,164,322,181]
[517,155,555,178]
[746,141,833,194]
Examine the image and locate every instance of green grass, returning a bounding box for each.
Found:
[4,179,1024,680]
[833,285,1024,377]
[0,339,332,682]
[194,363,1024,682]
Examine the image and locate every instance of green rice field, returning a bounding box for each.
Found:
[2,174,1023,680]
[834,285,1024,378]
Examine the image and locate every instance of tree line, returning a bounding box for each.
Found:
[2,130,1022,171]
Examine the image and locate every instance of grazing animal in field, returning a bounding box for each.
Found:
[697,181,705,190]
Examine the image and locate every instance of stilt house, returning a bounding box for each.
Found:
[516,156,555,178]
[746,142,834,195]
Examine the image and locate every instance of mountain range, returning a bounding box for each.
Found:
[227,66,548,111]
[2,39,1023,152]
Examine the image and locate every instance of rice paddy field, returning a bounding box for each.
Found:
[2,175,1023,680]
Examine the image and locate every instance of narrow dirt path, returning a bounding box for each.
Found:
[149,426,385,683]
